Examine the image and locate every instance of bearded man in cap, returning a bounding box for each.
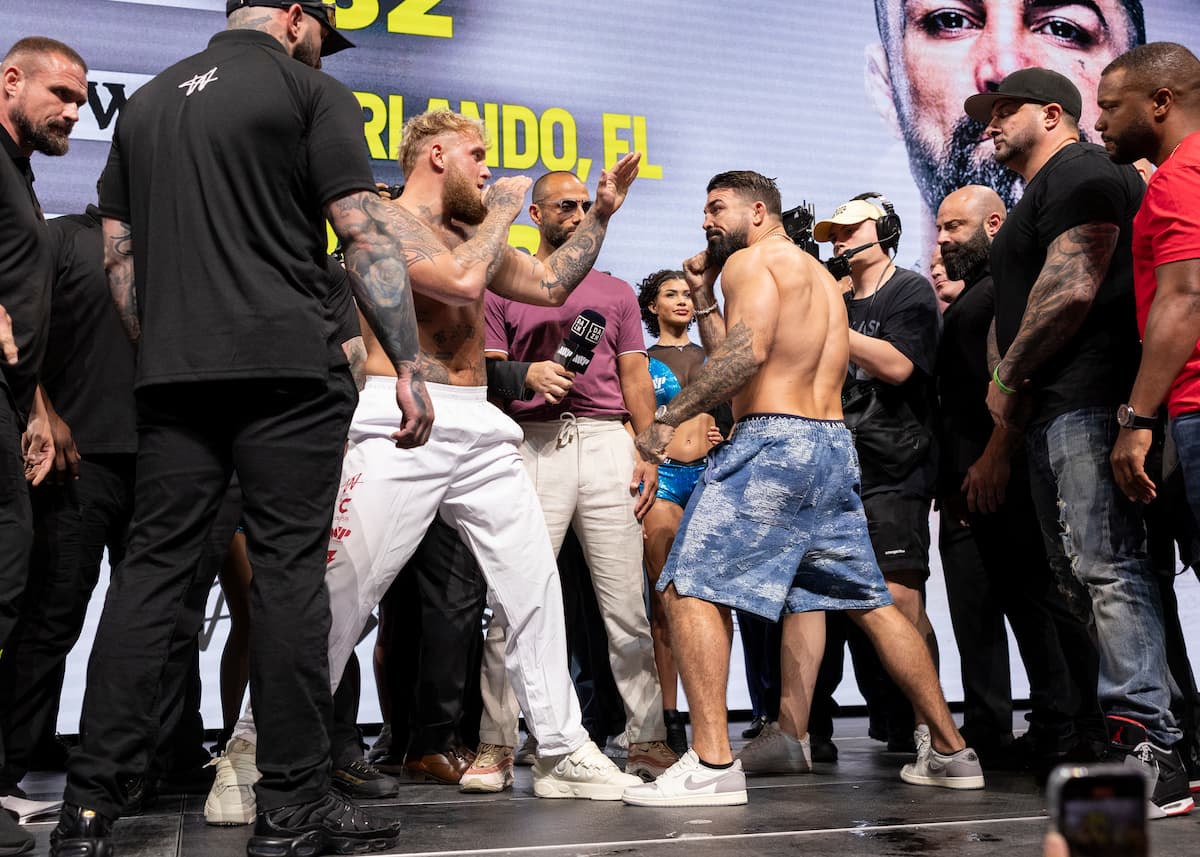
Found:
[52,3,433,855]
[971,67,1193,818]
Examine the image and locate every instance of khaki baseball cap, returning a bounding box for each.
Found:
[813,199,884,243]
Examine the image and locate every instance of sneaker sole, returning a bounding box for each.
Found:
[532,779,629,800]
[458,776,512,793]
[621,789,748,807]
[1148,796,1194,819]
[899,768,985,790]
[330,781,400,799]
[247,829,400,857]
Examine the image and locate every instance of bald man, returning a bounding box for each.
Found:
[934,186,1101,773]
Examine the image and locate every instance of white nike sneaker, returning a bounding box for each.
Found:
[532,740,642,800]
[204,737,260,825]
[622,749,748,807]
[900,725,985,790]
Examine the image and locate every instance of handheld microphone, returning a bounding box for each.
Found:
[553,309,606,374]
[825,240,882,280]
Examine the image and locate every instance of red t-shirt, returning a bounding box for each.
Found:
[1133,131,1200,417]
[484,268,646,422]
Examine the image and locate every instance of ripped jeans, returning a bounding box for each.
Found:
[1026,406,1180,747]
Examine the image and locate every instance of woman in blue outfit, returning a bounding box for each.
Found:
[636,269,717,755]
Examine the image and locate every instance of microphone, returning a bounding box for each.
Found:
[553,309,606,374]
[825,240,881,280]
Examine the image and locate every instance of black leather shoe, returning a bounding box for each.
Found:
[741,716,768,740]
[810,734,839,764]
[247,791,400,857]
[331,759,399,799]
[49,804,113,857]
[663,709,688,757]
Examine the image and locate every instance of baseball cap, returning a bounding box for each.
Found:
[813,199,884,243]
[963,68,1082,124]
[225,1,355,56]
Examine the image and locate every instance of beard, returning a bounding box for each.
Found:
[904,115,1023,213]
[941,224,991,282]
[706,224,749,269]
[14,108,71,156]
[1105,116,1158,165]
[538,218,572,251]
[444,164,487,226]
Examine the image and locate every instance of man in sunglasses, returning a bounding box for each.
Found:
[476,170,676,785]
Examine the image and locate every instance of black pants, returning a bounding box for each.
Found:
[736,611,781,721]
[65,374,355,818]
[0,455,134,789]
[377,515,486,760]
[963,468,1102,748]
[0,393,33,778]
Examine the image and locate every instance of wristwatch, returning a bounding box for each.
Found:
[1116,404,1159,430]
[654,405,674,426]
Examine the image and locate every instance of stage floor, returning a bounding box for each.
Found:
[16,717,1200,857]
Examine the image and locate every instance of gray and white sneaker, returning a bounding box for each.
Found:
[900,725,985,790]
[622,749,748,807]
[736,722,811,774]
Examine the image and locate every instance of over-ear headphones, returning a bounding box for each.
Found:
[852,192,902,254]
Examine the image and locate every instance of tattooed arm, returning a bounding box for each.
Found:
[987,222,1118,428]
[635,251,775,462]
[102,217,139,342]
[341,335,367,391]
[489,152,641,307]
[327,190,433,447]
[682,250,727,351]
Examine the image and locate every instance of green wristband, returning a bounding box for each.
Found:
[992,364,1017,395]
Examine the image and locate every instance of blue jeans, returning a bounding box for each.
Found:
[1171,411,1200,529]
[1026,406,1179,746]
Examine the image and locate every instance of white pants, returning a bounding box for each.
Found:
[478,416,666,747]
[233,379,588,756]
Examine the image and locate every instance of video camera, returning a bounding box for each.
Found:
[781,201,821,261]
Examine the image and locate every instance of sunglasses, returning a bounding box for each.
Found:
[537,198,592,215]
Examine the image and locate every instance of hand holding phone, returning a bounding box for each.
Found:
[1046,763,1149,857]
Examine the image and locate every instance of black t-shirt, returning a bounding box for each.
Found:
[42,207,137,455]
[991,142,1143,424]
[845,266,942,498]
[936,271,995,487]
[98,29,376,389]
[0,126,52,423]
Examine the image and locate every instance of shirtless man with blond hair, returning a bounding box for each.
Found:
[623,170,983,807]
[215,111,644,820]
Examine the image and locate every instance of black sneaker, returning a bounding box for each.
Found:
[49,804,112,857]
[331,759,399,799]
[810,734,838,764]
[247,791,401,857]
[1107,715,1195,819]
[663,709,688,757]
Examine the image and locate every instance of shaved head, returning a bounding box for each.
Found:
[939,185,1006,224]
[936,185,1006,283]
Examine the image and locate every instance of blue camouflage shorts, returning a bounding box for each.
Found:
[657,413,893,621]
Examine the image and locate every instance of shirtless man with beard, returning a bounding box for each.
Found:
[215,111,644,815]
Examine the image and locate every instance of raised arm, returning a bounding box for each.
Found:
[326,189,432,447]
[682,250,727,351]
[103,217,139,342]
[635,250,776,462]
[988,222,1118,426]
[489,152,641,307]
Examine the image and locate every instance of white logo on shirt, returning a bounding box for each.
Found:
[178,67,219,96]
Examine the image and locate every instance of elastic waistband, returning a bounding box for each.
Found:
[662,456,707,468]
[363,376,487,402]
[737,412,844,425]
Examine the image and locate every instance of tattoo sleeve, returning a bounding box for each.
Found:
[341,336,367,390]
[999,222,1119,383]
[663,321,759,425]
[530,214,607,301]
[328,192,421,372]
[987,318,1000,374]
[102,218,140,342]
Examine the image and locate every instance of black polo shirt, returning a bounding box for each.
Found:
[0,125,52,423]
[98,29,376,389]
[991,142,1143,425]
[43,207,137,455]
